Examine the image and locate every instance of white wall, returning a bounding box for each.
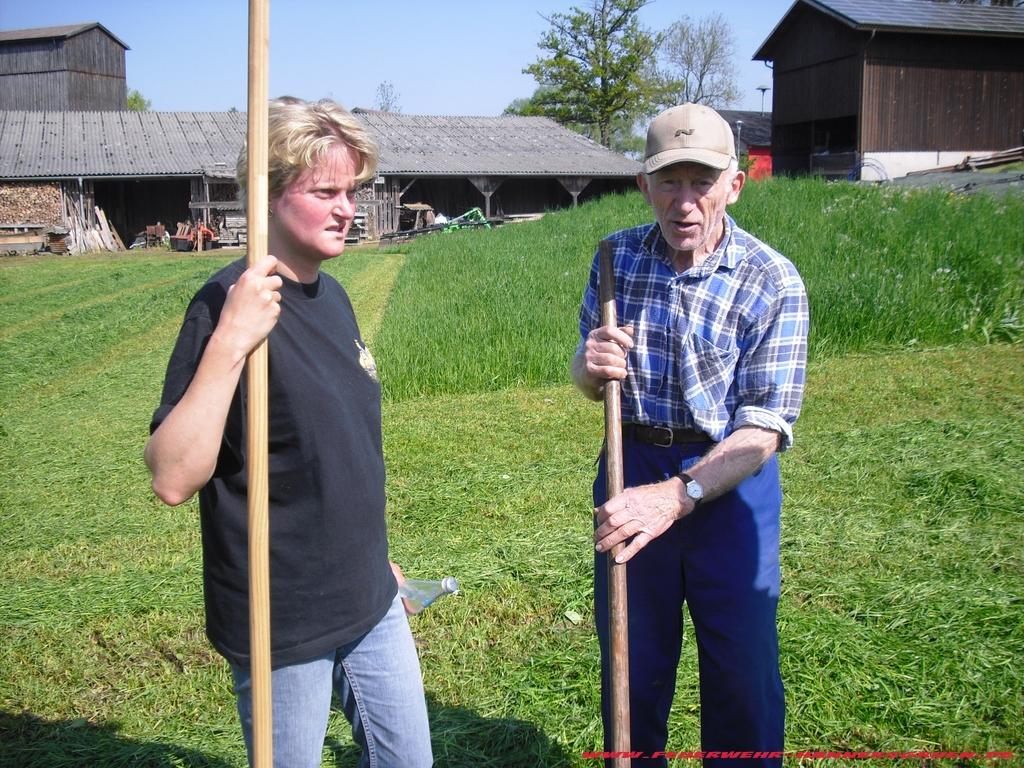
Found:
[860,150,999,181]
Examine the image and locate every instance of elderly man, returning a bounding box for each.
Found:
[572,103,809,767]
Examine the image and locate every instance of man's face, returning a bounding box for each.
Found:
[637,162,744,264]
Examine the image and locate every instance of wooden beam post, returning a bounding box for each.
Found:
[468,176,504,219]
[558,176,591,207]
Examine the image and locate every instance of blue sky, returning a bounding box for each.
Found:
[1,0,793,115]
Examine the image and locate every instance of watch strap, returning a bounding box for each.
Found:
[677,472,703,506]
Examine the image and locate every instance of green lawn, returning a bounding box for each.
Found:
[1,180,1022,767]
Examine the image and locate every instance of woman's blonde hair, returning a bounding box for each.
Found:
[236,97,379,202]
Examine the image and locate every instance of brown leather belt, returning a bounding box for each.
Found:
[622,423,711,447]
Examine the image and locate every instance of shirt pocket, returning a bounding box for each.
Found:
[679,332,738,414]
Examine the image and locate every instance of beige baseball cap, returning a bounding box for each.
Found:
[643,103,736,174]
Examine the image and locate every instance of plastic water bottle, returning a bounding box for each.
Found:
[399,576,459,614]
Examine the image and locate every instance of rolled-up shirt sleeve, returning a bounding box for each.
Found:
[733,268,809,451]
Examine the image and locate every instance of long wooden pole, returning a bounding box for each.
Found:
[598,239,630,766]
[246,1,272,766]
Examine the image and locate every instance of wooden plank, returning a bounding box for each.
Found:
[97,208,114,249]
[95,206,116,250]
[110,222,126,250]
[0,233,46,245]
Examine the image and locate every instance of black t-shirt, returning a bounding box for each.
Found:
[151,259,396,667]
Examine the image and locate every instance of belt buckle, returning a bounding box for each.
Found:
[651,425,673,448]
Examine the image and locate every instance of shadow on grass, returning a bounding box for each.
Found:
[0,710,232,767]
[325,695,575,768]
[1,700,575,768]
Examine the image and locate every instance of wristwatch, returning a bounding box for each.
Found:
[677,472,704,507]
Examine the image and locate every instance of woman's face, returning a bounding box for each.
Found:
[269,143,361,270]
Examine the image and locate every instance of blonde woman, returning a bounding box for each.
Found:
[146,98,431,768]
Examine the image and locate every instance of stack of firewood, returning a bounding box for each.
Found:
[61,196,125,254]
[0,182,62,223]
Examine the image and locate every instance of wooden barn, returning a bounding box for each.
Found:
[0,109,639,249]
[0,23,129,111]
[352,110,639,234]
[753,0,1024,180]
[0,111,243,249]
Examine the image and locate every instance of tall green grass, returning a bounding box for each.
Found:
[1,186,1021,767]
[740,179,1024,355]
[373,192,647,400]
[374,179,1023,399]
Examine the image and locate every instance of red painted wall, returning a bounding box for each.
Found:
[747,147,773,180]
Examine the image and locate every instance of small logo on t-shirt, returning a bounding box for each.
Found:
[355,339,379,382]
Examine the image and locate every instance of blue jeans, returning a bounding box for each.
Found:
[594,439,785,768]
[231,595,433,768]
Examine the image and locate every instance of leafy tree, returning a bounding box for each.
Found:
[612,120,646,158]
[374,81,401,113]
[127,88,151,112]
[660,13,739,109]
[504,94,540,117]
[522,0,668,148]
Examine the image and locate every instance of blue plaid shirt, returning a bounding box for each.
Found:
[579,216,809,449]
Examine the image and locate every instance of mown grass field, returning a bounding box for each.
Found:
[1,178,1022,767]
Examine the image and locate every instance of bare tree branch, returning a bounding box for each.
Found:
[660,13,740,110]
[374,81,401,113]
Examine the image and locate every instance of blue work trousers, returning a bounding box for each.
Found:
[594,437,785,768]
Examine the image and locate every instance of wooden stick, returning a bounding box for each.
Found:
[598,239,630,766]
[246,1,272,766]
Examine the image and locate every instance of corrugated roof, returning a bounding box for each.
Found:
[0,22,130,50]
[810,0,1024,35]
[755,0,1024,59]
[0,111,245,179]
[354,111,640,176]
[0,110,640,180]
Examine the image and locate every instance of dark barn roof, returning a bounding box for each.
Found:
[0,110,640,181]
[756,0,1024,58]
[0,22,130,50]
[717,111,772,152]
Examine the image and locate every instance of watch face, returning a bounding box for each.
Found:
[678,472,704,505]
